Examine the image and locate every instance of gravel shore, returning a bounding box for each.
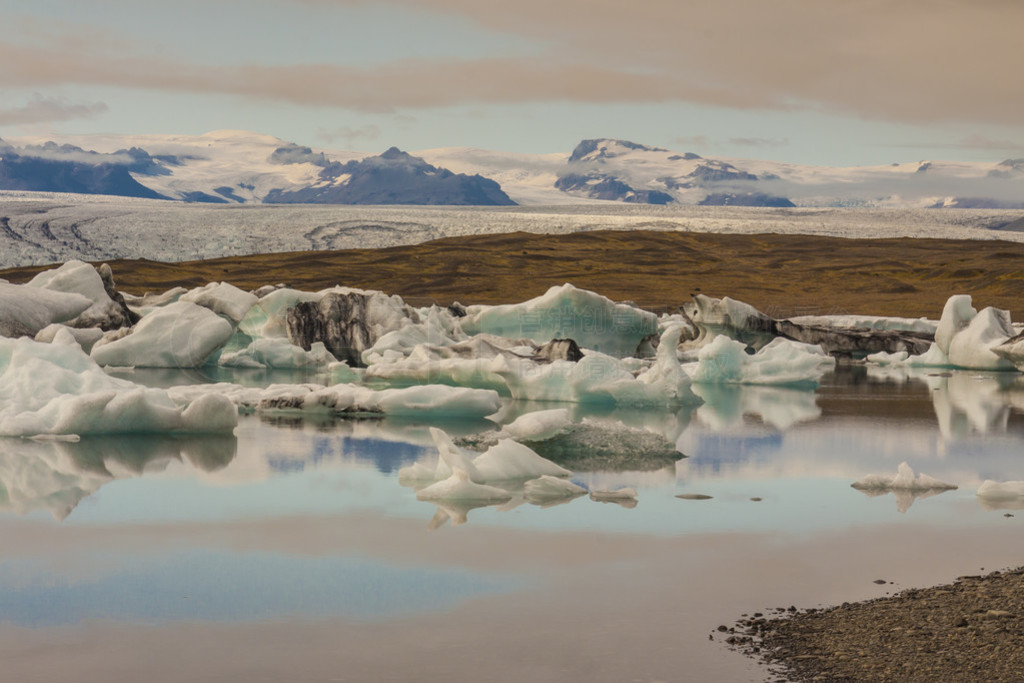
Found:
[726,567,1024,682]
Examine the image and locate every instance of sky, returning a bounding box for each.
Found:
[0,0,1022,167]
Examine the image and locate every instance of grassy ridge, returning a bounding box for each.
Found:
[2,230,1023,319]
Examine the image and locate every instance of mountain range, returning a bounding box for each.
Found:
[1,130,1021,209]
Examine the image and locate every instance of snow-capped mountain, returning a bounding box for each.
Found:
[1,131,1022,209]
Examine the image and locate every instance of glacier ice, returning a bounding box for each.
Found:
[0,336,237,437]
[460,283,658,357]
[26,260,132,330]
[35,323,106,353]
[499,408,573,442]
[218,338,336,369]
[688,336,835,386]
[91,300,234,368]
[0,281,92,337]
[180,281,258,323]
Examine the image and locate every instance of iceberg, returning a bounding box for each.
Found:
[0,336,237,437]
[180,281,258,323]
[0,281,92,338]
[852,462,957,491]
[461,283,658,357]
[499,408,573,442]
[218,338,336,369]
[91,301,234,368]
[523,475,588,504]
[26,260,134,330]
[35,323,106,353]
[167,382,502,420]
[688,336,835,386]
[977,480,1024,505]
[416,469,513,503]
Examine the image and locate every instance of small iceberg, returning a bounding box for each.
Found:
[416,470,513,504]
[589,486,638,505]
[851,461,957,492]
[523,475,588,505]
[977,480,1024,510]
[851,462,957,513]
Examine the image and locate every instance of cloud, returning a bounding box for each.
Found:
[672,136,711,149]
[316,124,381,146]
[895,134,1024,154]
[0,94,108,126]
[2,1,1023,126]
[729,137,788,148]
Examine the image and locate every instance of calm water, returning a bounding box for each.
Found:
[2,365,1023,682]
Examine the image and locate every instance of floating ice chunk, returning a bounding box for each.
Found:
[992,325,1024,372]
[590,487,638,501]
[946,307,1016,370]
[416,469,513,503]
[0,281,92,337]
[866,350,910,365]
[364,356,508,393]
[429,427,486,482]
[167,382,501,420]
[689,336,835,386]
[851,462,957,491]
[25,260,130,329]
[238,287,321,339]
[683,294,775,349]
[461,283,657,357]
[789,314,936,335]
[472,439,571,480]
[218,338,335,369]
[361,306,465,365]
[35,324,105,353]
[935,295,976,355]
[499,408,573,442]
[977,480,1024,501]
[523,475,587,504]
[634,325,702,404]
[491,344,701,406]
[180,281,258,323]
[91,301,234,368]
[0,336,236,437]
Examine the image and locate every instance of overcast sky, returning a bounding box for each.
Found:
[1,0,1022,165]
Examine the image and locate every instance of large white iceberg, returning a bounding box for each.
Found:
[461,283,657,357]
[26,260,130,329]
[91,301,234,368]
[0,336,237,437]
[0,281,92,337]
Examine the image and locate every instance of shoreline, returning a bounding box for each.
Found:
[2,229,1024,319]
[728,567,1024,682]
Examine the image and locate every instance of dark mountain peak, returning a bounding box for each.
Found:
[380,146,411,160]
[264,147,515,206]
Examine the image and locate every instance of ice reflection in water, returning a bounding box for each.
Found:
[3,366,1024,681]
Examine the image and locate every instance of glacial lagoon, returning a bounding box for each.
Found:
[2,364,1023,682]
